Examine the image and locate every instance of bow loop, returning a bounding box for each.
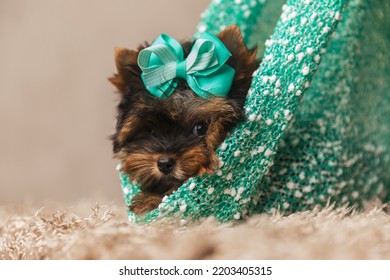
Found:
[185,39,217,74]
[137,32,235,98]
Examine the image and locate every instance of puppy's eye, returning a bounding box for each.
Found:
[192,123,207,136]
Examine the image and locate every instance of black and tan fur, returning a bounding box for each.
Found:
[109,25,258,214]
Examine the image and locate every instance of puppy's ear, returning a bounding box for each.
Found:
[218,25,258,102]
[108,47,145,94]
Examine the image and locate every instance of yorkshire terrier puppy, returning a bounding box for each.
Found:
[109,25,257,215]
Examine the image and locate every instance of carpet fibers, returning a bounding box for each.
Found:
[1,201,389,260]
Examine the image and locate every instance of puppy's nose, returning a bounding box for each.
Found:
[157,157,175,174]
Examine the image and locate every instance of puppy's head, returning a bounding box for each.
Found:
[109,25,257,194]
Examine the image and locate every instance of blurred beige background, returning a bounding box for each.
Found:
[0,0,209,204]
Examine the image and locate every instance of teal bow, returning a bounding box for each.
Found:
[137,32,235,98]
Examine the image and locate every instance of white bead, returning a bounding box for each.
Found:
[234,150,241,157]
[198,25,207,33]
[248,114,256,121]
[240,4,248,10]
[302,66,310,76]
[226,173,233,180]
[287,182,295,189]
[279,168,287,175]
[323,26,331,34]
[264,149,273,157]
[234,212,241,220]
[266,119,273,126]
[288,83,295,92]
[265,39,273,47]
[180,204,187,212]
[220,142,227,151]
[189,183,196,190]
[290,11,298,19]
[216,170,222,176]
[297,52,305,61]
[208,187,215,195]
[288,54,295,61]
[258,146,265,153]
[306,47,314,55]
[239,157,245,163]
[294,190,303,198]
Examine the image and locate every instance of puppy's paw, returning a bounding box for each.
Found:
[129,192,163,215]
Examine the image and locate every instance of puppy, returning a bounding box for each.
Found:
[109,25,257,214]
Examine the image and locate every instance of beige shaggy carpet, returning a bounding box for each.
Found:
[1,200,389,260]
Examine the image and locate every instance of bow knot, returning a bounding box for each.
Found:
[176,60,187,79]
[137,32,235,98]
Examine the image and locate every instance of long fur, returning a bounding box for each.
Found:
[109,25,258,214]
